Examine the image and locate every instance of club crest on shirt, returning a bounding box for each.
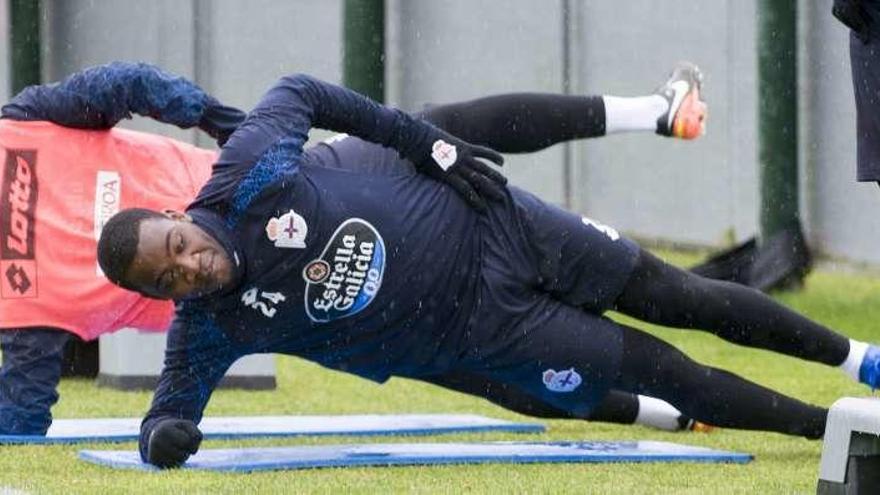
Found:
[542,367,582,393]
[265,209,308,249]
[431,139,458,171]
[303,218,385,323]
[303,260,331,284]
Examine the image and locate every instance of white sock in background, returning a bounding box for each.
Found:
[602,95,668,134]
[841,339,869,382]
[634,395,684,431]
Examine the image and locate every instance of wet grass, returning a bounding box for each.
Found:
[0,250,875,494]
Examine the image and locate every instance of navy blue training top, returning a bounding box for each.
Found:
[140,75,483,456]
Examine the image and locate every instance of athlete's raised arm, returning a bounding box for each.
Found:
[207,74,506,212]
[1,61,244,145]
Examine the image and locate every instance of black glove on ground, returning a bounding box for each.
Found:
[146,418,203,468]
[412,131,506,212]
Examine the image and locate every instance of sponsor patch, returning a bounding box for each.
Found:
[542,368,582,393]
[303,218,385,323]
[93,171,121,241]
[265,209,308,249]
[1,149,38,299]
[431,139,457,171]
[1,260,37,299]
[94,170,122,276]
[1,149,38,260]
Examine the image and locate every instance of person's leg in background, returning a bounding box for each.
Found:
[834,0,880,184]
[0,327,71,434]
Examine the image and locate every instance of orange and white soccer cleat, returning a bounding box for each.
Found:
[678,415,716,433]
[655,62,707,140]
[688,420,716,433]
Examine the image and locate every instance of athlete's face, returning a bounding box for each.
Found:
[124,210,234,300]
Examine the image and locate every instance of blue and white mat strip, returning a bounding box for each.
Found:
[0,414,544,445]
[79,441,752,472]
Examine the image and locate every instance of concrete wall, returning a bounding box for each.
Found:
[0,0,9,104]
[16,0,880,263]
[387,0,567,204]
[386,0,760,245]
[41,0,198,142]
[571,0,759,246]
[40,0,342,145]
[191,0,342,146]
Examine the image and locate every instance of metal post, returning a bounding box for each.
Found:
[757,0,798,241]
[343,0,384,102]
[693,0,808,291]
[561,0,574,211]
[10,0,41,94]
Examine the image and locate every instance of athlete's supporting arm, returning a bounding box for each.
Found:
[138,310,239,467]
[1,61,245,145]
[201,73,506,212]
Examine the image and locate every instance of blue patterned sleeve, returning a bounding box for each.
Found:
[217,74,439,169]
[138,309,238,461]
[1,61,244,142]
[191,74,444,212]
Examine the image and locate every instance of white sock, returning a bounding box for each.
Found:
[841,339,869,382]
[634,395,683,431]
[602,95,668,134]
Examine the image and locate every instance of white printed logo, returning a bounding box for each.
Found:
[323,133,350,144]
[266,209,308,249]
[241,288,286,318]
[94,171,121,276]
[543,368,582,393]
[581,216,619,241]
[431,140,458,171]
[93,171,121,241]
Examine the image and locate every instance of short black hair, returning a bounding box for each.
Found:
[97,208,165,292]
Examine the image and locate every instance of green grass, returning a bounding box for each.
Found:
[1,250,877,494]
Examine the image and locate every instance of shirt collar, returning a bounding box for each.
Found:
[187,207,246,298]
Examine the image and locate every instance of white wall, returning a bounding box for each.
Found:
[0,0,10,104]
[387,0,567,204]
[41,0,343,147]
[570,0,758,247]
[191,0,342,146]
[33,0,880,263]
[42,0,197,142]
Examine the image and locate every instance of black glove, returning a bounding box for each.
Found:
[412,131,506,212]
[199,98,247,147]
[834,0,872,43]
[145,418,202,468]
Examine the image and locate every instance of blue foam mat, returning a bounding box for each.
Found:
[0,414,543,445]
[79,441,752,472]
